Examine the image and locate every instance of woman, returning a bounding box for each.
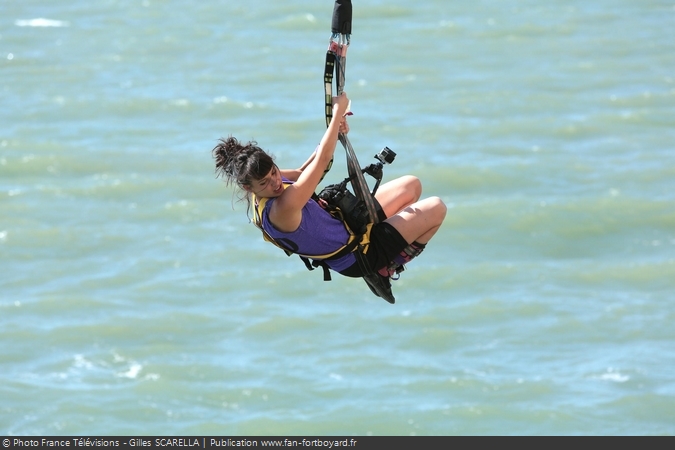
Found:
[212,93,446,291]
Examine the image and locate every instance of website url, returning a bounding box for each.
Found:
[210,439,356,448]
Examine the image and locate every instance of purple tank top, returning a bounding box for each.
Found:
[261,195,356,273]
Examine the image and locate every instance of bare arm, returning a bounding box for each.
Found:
[270,94,350,232]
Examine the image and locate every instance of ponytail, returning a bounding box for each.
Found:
[212,136,275,189]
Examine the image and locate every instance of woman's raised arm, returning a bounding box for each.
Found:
[269,93,351,231]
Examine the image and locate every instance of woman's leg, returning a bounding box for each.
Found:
[373,176,446,277]
[384,196,447,245]
[374,175,422,218]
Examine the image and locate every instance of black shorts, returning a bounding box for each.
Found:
[339,221,409,278]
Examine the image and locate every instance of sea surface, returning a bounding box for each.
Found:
[1,0,674,436]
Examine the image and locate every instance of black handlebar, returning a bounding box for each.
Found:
[331,0,352,35]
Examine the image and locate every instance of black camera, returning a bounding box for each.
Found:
[374,146,396,165]
[359,146,397,197]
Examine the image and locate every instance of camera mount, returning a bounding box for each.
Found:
[362,146,396,196]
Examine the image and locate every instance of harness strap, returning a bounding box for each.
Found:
[324,50,337,128]
[302,258,332,282]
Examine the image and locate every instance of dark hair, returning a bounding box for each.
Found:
[212,136,275,215]
[212,136,275,188]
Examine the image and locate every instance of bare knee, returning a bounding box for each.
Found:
[390,175,422,206]
[416,196,447,226]
[376,175,422,217]
[401,175,422,201]
[414,197,446,243]
[384,196,447,245]
[428,196,447,226]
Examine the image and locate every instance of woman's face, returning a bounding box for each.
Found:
[248,165,283,197]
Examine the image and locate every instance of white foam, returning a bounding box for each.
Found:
[118,363,142,379]
[595,368,630,383]
[15,18,70,28]
[599,372,630,383]
[73,354,94,370]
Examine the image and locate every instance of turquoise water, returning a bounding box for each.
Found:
[2,0,674,435]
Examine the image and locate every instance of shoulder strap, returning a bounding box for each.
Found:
[252,192,293,257]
